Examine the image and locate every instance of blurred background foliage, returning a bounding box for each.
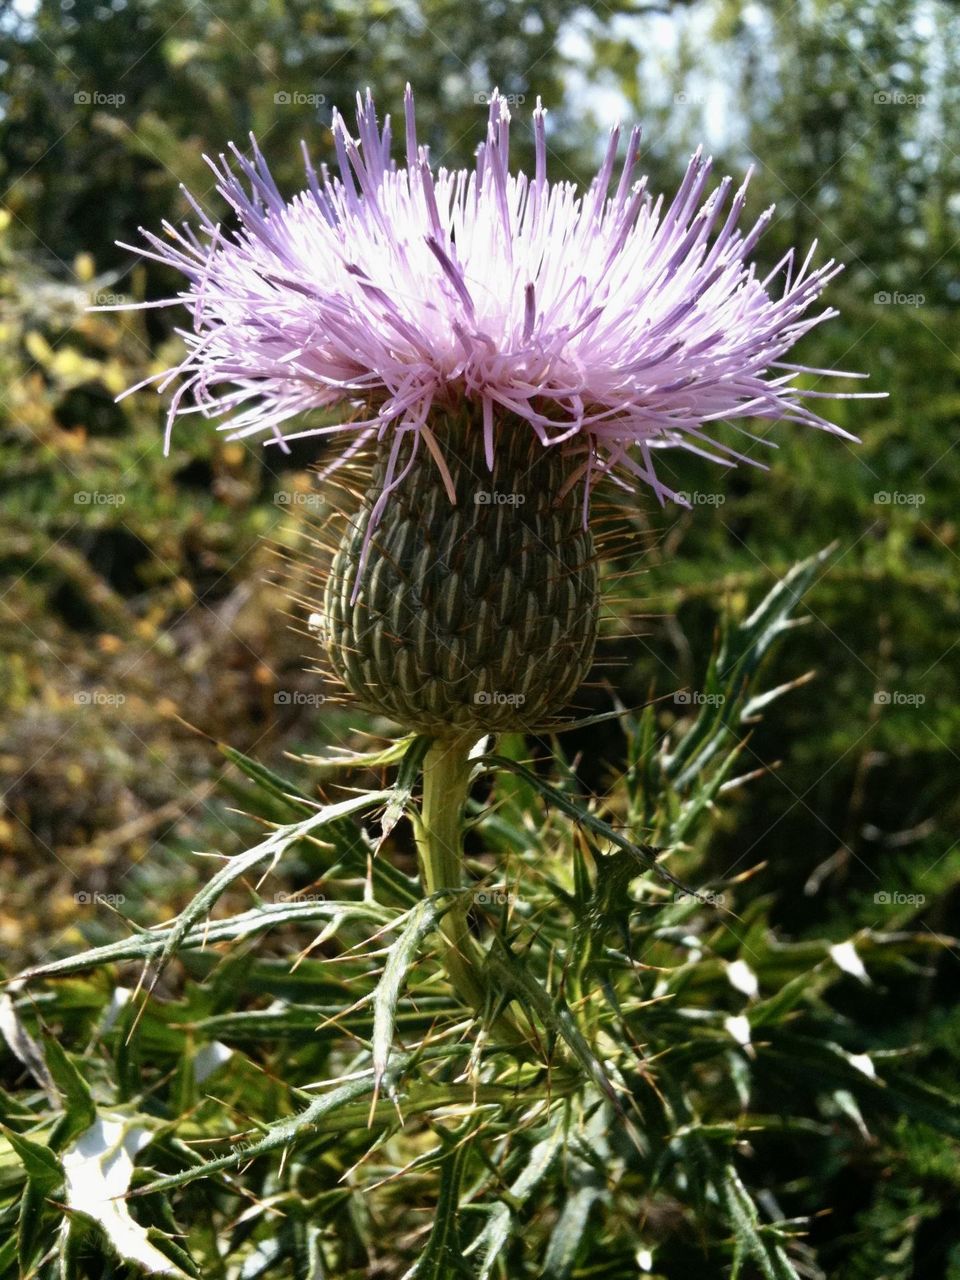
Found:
[1,0,959,1266]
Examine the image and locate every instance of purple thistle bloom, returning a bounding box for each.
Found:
[119,86,874,523]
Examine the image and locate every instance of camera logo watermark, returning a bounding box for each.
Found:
[873,90,925,108]
[873,491,924,506]
[474,691,525,707]
[874,691,925,706]
[75,690,125,707]
[674,690,725,707]
[474,490,525,506]
[75,491,126,506]
[475,91,525,107]
[274,491,323,509]
[676,491,725,506]
[274,91,327,106]
[675,889,726,907]
[873,290,924,307]
[473,889,516,906]
[74,90,126,107]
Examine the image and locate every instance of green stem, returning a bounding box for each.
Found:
[414,742,488,1008]
[414,736,489,1012]
[414,739,531,1052]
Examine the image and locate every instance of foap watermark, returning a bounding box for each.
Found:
[473,889,516,906]
[74,890,126,906]
[873,90,925,108]
[274,91,327,107]
[474,691,525,707]
[75,490,126,506]
[275,691,326,707]
[475,91,525,107]
[873,290,925,307]
[74,89,126,108]
[75,690,125,707]
[274,491,323,509]
[676,491,725,506]
[874,890,925,906]
[474,490,525,506]
[874,490,925,507]
[874,691,925,707]
[676,889,726,907]
[673,91,706,106]
[91,290,128,307]
[674,690,725,707]
[274,891,327,904]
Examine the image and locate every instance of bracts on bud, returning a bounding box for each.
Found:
[321,410,600,737]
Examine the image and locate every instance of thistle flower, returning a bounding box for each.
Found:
[121,87,870,736]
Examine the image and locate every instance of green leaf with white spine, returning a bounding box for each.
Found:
[372,894,450,1091]
[61,1113,190,1276]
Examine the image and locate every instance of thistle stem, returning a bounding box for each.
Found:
[414,736,489,1012]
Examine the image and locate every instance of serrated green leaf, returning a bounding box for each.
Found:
[373,895,448,1090]
[723,1163,800,1280]
[486,938,619,1105]
[402,1129,474,1279]
[377,734,432,850]
[45,1039,96,1145]
[219,743,315,812]
[17,790,392,989]
[483,754,685,891]
[2,1125,62,1190]
[18,897,393,981]
[469,1120,563,1280]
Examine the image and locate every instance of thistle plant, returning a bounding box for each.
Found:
[116,87,871,1018]
[12,91,951,1280]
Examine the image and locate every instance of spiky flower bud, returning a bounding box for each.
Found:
[321,412,598,735]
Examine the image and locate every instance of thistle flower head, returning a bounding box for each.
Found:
[126,85,866,524]
[121,88,875,735]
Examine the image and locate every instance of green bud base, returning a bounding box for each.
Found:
[322,411,599,736]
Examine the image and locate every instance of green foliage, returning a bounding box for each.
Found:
[3,556,958,1277]
[2,0,960,1273]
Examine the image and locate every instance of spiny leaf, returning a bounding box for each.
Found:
[142,789,394,989]
[483,754,686,891]
[665,544,834,789]
[17,897,394,981]
[402,1127,475,1279]
[219,743,315,812]
[764,1032,960,1137]
[485,937,620,1106]
[373,894,449,1092]
[723,1163,800,1280]
[377,734,432,850]
[468,1118,564,1280]
[45,1038,96,1146]
[2,1125,62,1190]
[542,1113,610,1280]
[295,736,417,773]
[18,1178,52,1275]
[134,1050,449,1198]
[15,790,392,992]
[0,992,57,1103]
